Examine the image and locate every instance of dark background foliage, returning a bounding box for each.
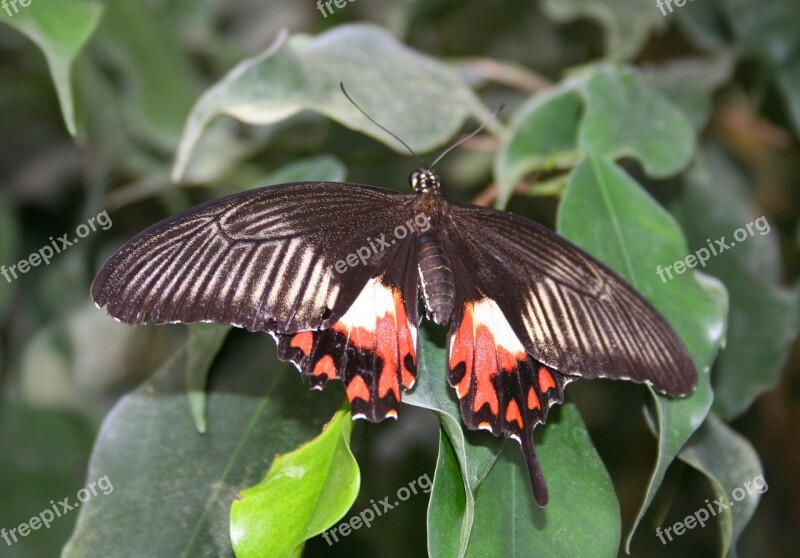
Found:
[1,0,799,557]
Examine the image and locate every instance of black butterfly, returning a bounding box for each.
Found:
[91,161,696,506]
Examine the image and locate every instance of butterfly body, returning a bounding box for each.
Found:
[92,168,696,507]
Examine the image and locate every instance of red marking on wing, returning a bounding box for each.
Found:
[505,399,523,429]
[346,375,371,403]
[473,324,499,414]
[313,355,337,379]
[393,291,416,387]
[290,331,313,356]
[527,386,541,410]
[450,307,475,398]
[377,312,400,400]
[538,367,556,393]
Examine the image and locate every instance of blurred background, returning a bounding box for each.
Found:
[1,0,800,556]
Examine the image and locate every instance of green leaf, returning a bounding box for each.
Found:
[406,329,503,558]
[173,23,487,181]
[778,61,800,137]
[464,405,619,557]
[556,156,727,551]
[187,324,232,433]
[0,0,103,136]
[230,405,359,558]
[95,0,200,147]
[642,56,735,131]
[678,413,766,558]
[427,430,470,558]
[496,66,695,208]
[495,87,583,208]
[541,0,664,61]
[0,193,18,317]
[0,404,96,558]
[672,147,798,419]
[63,332,342,558]
[578,67,696,178]
[723,0,800,70]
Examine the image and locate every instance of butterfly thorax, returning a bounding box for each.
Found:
[409,171,455,325]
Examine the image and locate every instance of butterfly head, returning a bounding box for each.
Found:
[410,169,441,195]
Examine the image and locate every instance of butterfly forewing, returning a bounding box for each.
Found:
[92,182,416,332]
[92,181,423,421]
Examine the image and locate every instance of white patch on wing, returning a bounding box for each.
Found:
[337,277,396,330]
[469,297,526,354]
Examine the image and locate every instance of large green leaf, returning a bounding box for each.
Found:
[0,0,103,136]
[464,405,619,558]
[406,329,503,558]
[557,155,727,551]
[578,67,696,178]
[173,23,488,181]
[230,406,359,558]
[672,147,798,419]
[678,413,766,558]
[62,332,341,558]
[496,66,695,208]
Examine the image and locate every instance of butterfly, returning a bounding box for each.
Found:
[91,89,696,506]
[91,168,696,506]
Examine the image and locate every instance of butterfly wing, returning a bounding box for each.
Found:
[441,203,696,505]
[92,182,421,420]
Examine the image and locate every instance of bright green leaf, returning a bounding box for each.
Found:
[678,413,766,558]
[464,405,619,557]
[0,0,103,136]
[557,156,727,551]
[173,23,488,181]
[230,405,359,558]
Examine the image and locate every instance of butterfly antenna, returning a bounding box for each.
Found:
[429,103,505,170]
[340,82,426,168]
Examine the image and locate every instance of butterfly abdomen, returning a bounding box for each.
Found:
[417,234,455,325]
